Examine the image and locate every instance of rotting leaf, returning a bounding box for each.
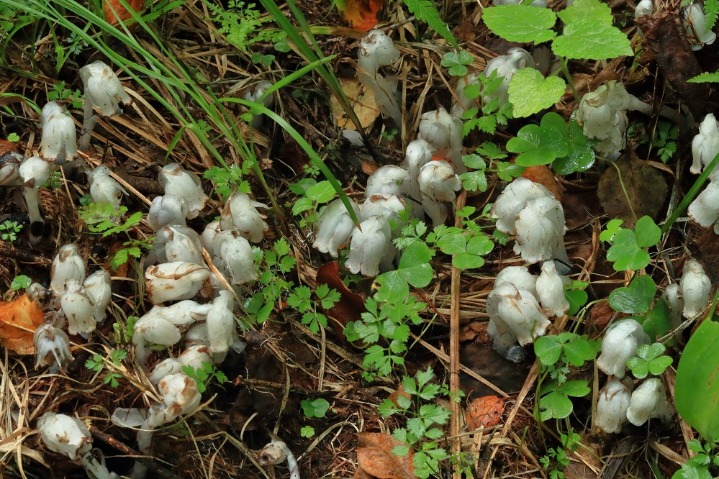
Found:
[339,0,384,31]
[597,152,667,228]
[465,395,504,430]
[0,294,45,355]
[104,0,144,25]
[356,432,414,479]
[329,78,381,130]
[316,261,366,336]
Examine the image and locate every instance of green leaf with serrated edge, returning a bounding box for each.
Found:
[634,215,661,248]
[404,0,458,48]
[535,336,563,366]
[496,162,525,181]
[689,71,719,83]
[463,154,486,170]
[606,229,649,271]
[508,68,566,118]
[477,142,506,160]
[707,0,719,30]
[552,0,632,60]
[305,180,336,203]
[460,171,488,192]
[608,275,657,314]
[483,5,557,44]
[466,235,493,255]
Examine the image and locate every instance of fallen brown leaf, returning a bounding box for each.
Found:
[465,395,505,430]
[104,0,144,25]
[329,78,381,130]
[340,0,383,31]
[0,295,45,355]
[356,432,414,479]
[522,165,561,200]
[316,261,366,337]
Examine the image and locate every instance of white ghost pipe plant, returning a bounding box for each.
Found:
[634,0,653,18]
[83,269,112,324]
[683,1,717,51]
[626,378,674,426]
[148,345,213,385]
[365,165,411,197]
[243,80,275,128]
[345,216,394,277]
[494,265,538,297]
[158,163,207,219]
[220,191,268,243]
[34,324,72,372]
[313,198,360,257]
[680,259,712,318]
[514,195,569,266]
[154,225,205,265]
[147,195,188,231]
[688,180,719,232]
[40,101,77,163]
[79,61,132,151]
[50,244,86,294]
[145,262,210,304]
[417,108,464,171]
[418,160,462,226]
[19,155,54,226]
[402,138,434,201]
[486,282,551,356]
[259,437,300,479]
[357,29,401,125]
[88,166,127,209]
[594,378,633,434]
[38,412,118,479]
[206,290,236,363]
[691,114,719,179]
[61,280,96,336]
[596,319,650,378]
[491,177,555,234]
[536,261,570,317]
[0,152,21,186]
[361,194,409,234]
[212,230,258,285]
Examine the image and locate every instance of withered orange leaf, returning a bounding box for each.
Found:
[316,261,366,336]
[340,0,383,32]
[522,165,561,200]
[0,295,45,355]
[356,432,414,479]
[104,0,145,26]
[465,395,505,430]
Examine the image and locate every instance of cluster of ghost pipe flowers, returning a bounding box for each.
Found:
[357,29,401,125]
[491,177,569,267]
[485,263,569,359]
[689,114,719,232]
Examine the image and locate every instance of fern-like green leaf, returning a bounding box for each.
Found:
[706,0,719,31]
[403,0,458,49]
[688,71,719,83]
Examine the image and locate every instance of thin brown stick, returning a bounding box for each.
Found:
[450,190,466,478]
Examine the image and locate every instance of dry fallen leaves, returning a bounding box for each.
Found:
[356,432,414,479]
[104,0,144,25]
[465,395,505,430]
[316,261,366,337]
[340,0,383,31]
[522,165,562,200]
[0,294,45,355]
[329,78,381,130]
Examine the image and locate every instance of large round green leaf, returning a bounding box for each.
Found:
[675,319,719,442]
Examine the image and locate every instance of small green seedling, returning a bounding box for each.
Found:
[300,398,330,418]
[10,274,31,291]
[182,361,228,394]
[85,349,127,388]
[601,216,661,271]
[287,284,340,334]
[627,343,673,379]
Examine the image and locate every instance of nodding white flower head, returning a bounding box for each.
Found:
[148,358,183,385]
[38,412,93,460]
[626,378,674,426]
[34,324,72,372]
[345,216,394,277]
[147,195,188,231]
[495,266,538,297]
[361,194,409,228]
[0,152,22,186]
[313,198,360,258]
[365,165,410,198]
[691,114,719,179]
[220,191,268,243]
[88,166,126,209]
[132,311,182,367]
[40,101,77,163]
[158,164,206,219]
[19,155,54,224]
[358,29,401,125]
[491,177,554,234]
[61,280,95,336]
[597,318,650,378]
[486,282,551,356]
[418,161,462,203]
[417,108,464,170]
[213,230,257,285]
[402,139,434,200]
[595,378,633,433]
[83,269,112,324]
[536,261,570,317]
[662,283,684,330]
[145,261,210,304]
[514,195,568,265]
[688,180,719,232]
[154,225,205,265]
[51,244,86,294]
[484,47,535,105]
[179,344,213,371]
[207,290,236,363]
[635,0,653,17]
[681,259,712,318]
[243,80,275,128]
[683,2,717,51]
[79,61,132,117]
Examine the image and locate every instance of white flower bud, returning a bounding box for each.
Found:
[142,300,212,328]
[417,108,464,171]
[83,269,112,324]
[403,139,433,200]
[626,378,673,426]
[147,195,188,231]
[486,282,551,355]
[79,61,131,117]
[361,194,409,226]
[158,164,206,219]
[179,344,212,370]
[201,220,222,256]
[206,290,235,363]
[213,230,257,285]
[88,166,126,209]
[34,324,72,372]
[145,262,210,304]
[494,266,538,297]
[0,152,22,186]
[491,178,554,234]
[132,313,181,367]
[358,29,401,124]
[51,244,86,293]
[243,80,274,128]
[635,0,653,17]
[419,161,461,203]
[154,372,201,424]
[40,102,77,162]
[662,283,683,331]
[345,216,394,276]
[681,259,712,318]
[688,180,719,231]
[19,155,54,224]
[313,199,360,257]
[184,322,208,346]
[514,196,568,264]
[155,225,204,265]
[691,114,719,178]
[536,262,569,317]
[597,319,649,378]
[148,358,183,385]
[38,412,92,460]
[595,378,632,433]
[220,192,268,243]
[365,165,410,198]
[683,2,717,51]
[61,280,95,336]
